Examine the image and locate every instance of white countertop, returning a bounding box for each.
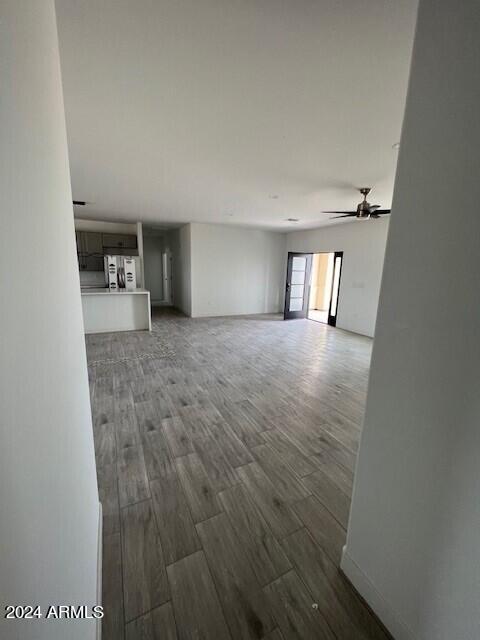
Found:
[80,288,150,296]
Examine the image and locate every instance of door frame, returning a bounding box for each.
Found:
[283,252,313,320]
[326,251,344,326]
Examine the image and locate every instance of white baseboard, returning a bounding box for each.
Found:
[96,501,103,640]
[340,546,415,640]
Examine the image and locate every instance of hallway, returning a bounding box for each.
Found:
[87,310,389,640]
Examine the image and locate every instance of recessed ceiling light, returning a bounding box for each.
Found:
[286,218,299,222]
[269,194,279,199]
[392,142,400,150]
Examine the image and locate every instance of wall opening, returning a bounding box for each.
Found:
[306,252,334,324]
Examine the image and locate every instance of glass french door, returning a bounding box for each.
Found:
[284,252,313,320]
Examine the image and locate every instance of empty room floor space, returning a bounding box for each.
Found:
[87,309,389,640]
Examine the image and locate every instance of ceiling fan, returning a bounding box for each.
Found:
[323,188,391,219]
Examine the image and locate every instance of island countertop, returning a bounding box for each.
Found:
[80,288,151,333]
[80,287,150,296]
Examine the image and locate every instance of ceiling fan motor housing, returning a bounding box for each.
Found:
[357,187,372,218]
[357,201,371,218]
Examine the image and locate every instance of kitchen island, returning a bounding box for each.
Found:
[80,288,151,334]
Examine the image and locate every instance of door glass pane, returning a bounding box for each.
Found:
[289,297,303,311]
[291,270,305,285]
[330,257,342,317]
[292,256,306,271]
[290,284,304,298]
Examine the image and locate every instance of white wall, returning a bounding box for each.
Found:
[0,2,99,639]
[342,1,480,639]
[189,223,286,317]
[287,218,389,336]
[143,235,164,302]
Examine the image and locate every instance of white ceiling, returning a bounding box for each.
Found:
[56,0,417,231]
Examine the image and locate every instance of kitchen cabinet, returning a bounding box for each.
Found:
[76,231,104,271]
[102,233,137,250]
[76,231,103,255]
[83,232,103,254]
[103,246,138,256]
[75,230,139,271]
[84,255,104,272]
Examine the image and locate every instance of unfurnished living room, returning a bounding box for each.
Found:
[2,1,479,640]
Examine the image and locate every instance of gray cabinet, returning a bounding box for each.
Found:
[84,255,104,272]
[76,231,104,271]
[75,230,139,271]
[83,232,103,254]
[102,233,137,250]
[77,231,103,255]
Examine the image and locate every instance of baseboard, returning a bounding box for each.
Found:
[96,501,103,640]
[340,546,415,640]
[190,310,282,319]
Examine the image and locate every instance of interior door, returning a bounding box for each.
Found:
[327,251,344,326]
[284,252,313,319]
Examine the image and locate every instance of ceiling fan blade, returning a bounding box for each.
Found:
[369,204,381,211]
[330,213,356,219]
[322,210,356,214]
[370,209,391,218]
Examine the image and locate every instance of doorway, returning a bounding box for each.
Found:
[284,251,343,326]
[142,226,173,307]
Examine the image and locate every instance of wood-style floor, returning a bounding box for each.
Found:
[86,308,390,640]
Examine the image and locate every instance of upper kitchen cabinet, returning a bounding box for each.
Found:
[75,229,139,271]
[76,231,104,271]
[76,231,103,255]
[83,232,104,254]
[102,233,137,251]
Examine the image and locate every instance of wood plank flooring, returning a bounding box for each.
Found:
[87,308,391,640]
